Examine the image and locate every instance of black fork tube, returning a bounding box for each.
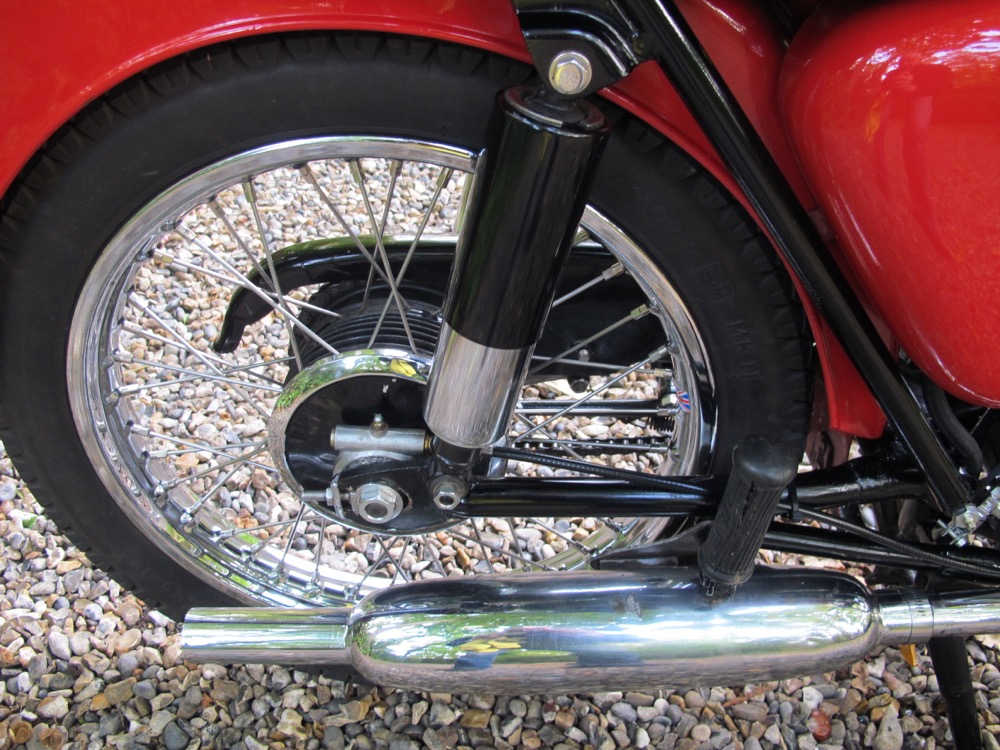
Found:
[622,0,968,512]
[424,86,609,449]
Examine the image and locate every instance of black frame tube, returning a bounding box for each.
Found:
[613,0,969,512]
[764,523,1000,579]
[459,461,926,518]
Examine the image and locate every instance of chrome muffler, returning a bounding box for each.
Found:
[182,568,1000,692]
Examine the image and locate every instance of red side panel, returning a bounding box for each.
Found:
[0,0,884,437]
[674,0,885,438]
[783,0,1000,406]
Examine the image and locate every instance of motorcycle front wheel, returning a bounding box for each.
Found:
[0,33,811,615]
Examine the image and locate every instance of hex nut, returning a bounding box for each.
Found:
[353,483,404,523]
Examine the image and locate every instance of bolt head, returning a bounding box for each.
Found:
[431,477,467,510]
[548,51,593,96]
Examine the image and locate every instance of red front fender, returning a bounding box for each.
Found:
[0,0,883,440]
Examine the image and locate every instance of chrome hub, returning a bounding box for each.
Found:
[268,348,432,498]
[268,347,461,534]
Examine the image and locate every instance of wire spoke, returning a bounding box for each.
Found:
[353,541,392,593]
[182,464,243,519]
[470,522,496,573]
[243,179,305,372]
[552,261,624,308]
[514,346,668,443]
[114,330,291,392]
[301,163,398,290]
[368,167,453,348]
[126,294,273,420]
[515,438,667,454]
[152,248,261,292]
[528,305,650,376]
[309,517,329,590]
[157,250,341,325]
[527,356,638,373]
[119,323,230,370]
[172,226,340,361]
[158,444,272,492]
[528,518,594,555]
[507,518,528,571]
[511,413,588,463]
[427,542,450,577]
[375,534,413,585]
[360,159,402,304]
[350,159,417,353]
[133,427,273,470]
[269,293,343,322]
[116,356,284,394]
[273,503,309,573]
[209,197,277,293]
[214,511,321,541]
[516,399,660,416]
[155,246,343,326]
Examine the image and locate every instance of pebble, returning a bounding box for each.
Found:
[634,726,651,749]
[0,480,16,501]
[802,686,824,711]
[163,721,190,750]
[684,690,707,709]
[611,702,639,723]
[150,710,175,736]
[637,706,661,722]
[874,705,904,750]
[459,708,492,728]
[36,695,69,720]
[764,724,783,744]
[68,630,91,656]
[429,702,457,727]
[690,724,712,742]
[105,677,137,706]
[46,630,72,661]
[731,701,768,722]
[808,708,832,741]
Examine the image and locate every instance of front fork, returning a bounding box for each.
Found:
[423,86,610,467]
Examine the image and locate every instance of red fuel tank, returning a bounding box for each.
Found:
[782,0,1000,405]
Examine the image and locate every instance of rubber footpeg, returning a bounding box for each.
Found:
[698,435,798,594]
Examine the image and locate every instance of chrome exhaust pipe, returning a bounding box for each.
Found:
[182,568,1000,693]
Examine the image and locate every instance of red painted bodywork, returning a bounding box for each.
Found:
[0,0,883,437]
[783,0,1000,406]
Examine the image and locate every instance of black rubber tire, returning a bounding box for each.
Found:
[0,33,811,616]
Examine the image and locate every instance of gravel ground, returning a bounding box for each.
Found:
[3,442,1000,750]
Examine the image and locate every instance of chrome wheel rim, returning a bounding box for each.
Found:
[68,137,715,606]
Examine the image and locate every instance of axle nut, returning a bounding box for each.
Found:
[548,51,593,96]
[352,483,405,524]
